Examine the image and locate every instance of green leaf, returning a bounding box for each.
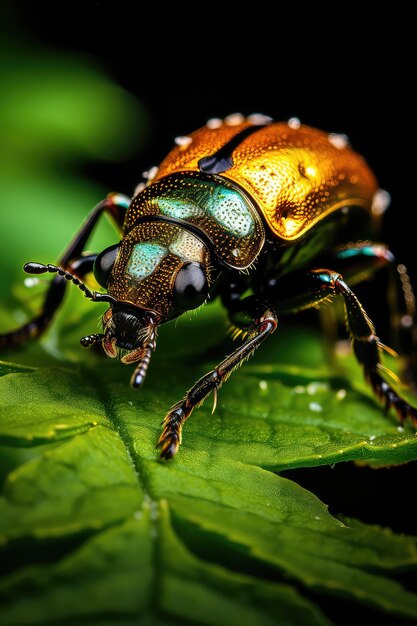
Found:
[0,504,330,626]
[1,298,417,625]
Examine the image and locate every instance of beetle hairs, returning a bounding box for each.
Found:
[23,262,116,304]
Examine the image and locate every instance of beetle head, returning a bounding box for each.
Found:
[88,220,212,385]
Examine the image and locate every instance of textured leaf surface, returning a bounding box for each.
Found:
[1,297,417,625]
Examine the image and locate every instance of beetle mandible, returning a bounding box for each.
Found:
[1,114,416,458]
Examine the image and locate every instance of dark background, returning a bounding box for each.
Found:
[11,10,407,229]
[3,6,415,624]
[10,6,410,268]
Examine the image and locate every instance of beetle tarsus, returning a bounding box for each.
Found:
[157,403,186,459]
[367,368,417,427]
[158,434,181,460]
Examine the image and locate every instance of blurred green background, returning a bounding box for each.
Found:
[0,33,147,299]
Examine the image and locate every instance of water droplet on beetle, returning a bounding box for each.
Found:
[175,135,192,147]
[206,117,222,129]
[288,117,301,129]
[247,113,273,125]
[147,166,159,180]
[225,112,245,126]
[134,182,146,196]
[372,189,391,216]
[328,133,349,149]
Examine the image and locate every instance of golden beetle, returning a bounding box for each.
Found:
[1,114,416,458]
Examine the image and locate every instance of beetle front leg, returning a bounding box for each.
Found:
[158,304,277,459]
[0,193,129,350]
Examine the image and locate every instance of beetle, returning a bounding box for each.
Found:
[1,113,416,459]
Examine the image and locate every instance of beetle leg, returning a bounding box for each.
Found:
[319,243,417,386]
[264,268,417,428]
[219,272,250,311]
[314,242,397,366]
[334,276,417,426]
[0,193,129,350]
[157,304,277,459]
[318,242,394,286]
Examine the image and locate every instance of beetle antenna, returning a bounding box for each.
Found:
[24,262,116,304]
[80,333,105,347]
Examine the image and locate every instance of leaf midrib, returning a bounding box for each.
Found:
[87,369,164,618]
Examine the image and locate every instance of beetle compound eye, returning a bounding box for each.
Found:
[94,244,120,287]
[173,263,208,311]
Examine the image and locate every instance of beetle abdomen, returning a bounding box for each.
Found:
[154,120,378,241]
